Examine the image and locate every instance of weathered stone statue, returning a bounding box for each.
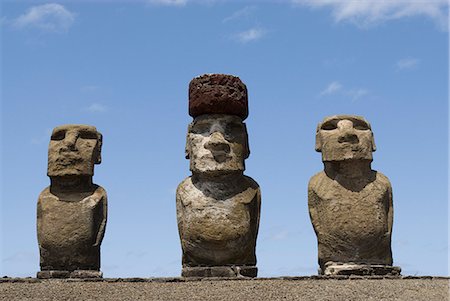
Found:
[177,74,261,278]
[37,124,107,279]
[308,115,400,276]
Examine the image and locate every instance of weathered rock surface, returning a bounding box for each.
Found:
[177,175,260,267]
[177,74,260,277]
[37,125,107,278]
[1,277,448,301]
[309,115,399,275]
[189,74,248,119]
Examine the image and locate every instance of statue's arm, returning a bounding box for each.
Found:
[387,182,393,236]
[94,191,107,247]
[308,180,321,235]
[36,197,43,244]
[176,182,187,240]
[36,189,48,245]
[253,187,262,238]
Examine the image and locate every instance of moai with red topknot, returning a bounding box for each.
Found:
[176,74,261,278]
[308,115,400,276]
[37,125,107,279]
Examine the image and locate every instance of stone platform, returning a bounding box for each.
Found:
[1,276,448,301]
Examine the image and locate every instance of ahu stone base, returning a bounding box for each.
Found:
[37,270,103,279]
[182,266,257,278]
[322,262,401,276]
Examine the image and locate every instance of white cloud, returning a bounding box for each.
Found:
[2,251,36,263]
[319,81,342,96]
[13,3,75,33]
[233,27,266,43]
[396,57,420,71]
[147,0,188,6]
[293,0,449,29]
[223,6,257,23]
[269,230,289,241]
[81,85,100,92]
[86,103,108,113]
[319,81,369,100]
[31,128,53,145]
[347,88,369,100]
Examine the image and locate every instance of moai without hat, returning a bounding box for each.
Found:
[176,74,261,278]
[37,124,107,279]
[308,115,400,276]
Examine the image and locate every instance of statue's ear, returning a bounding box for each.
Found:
[243,123,250,159]
[185,141,190,159]
[315,132,322,152]
[314,123,322,152]
[94,133,103,164]
[185,124,191,159]
[371,132,377,152]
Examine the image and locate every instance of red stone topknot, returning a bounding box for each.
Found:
[189,74,248,120]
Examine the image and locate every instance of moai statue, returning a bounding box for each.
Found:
[308,115,400,276]
[177,74,261,278]
[37,125,107,279]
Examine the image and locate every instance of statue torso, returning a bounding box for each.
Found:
[37,185,107,253]
[308,171,392,265]
[176,176,260,265]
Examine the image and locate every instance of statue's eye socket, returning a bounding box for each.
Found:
[226,123,243,133]
[353,121,369,130]
[51,131,65,140]
[321,122,337,130]
[79,131,98,139]
[191,123,210,134]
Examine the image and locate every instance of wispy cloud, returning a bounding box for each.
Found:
[31,128,53,145]
[293,0,449,29]
[81,85,101,93]
[346,88,368,100]
[269,230,289,241]
[233,27,266,43]
[147,0,188,6]
[319,81,342,96]
[86,103,108,113]
[2,251,36,263]
[125,251,149,258]
[223,6,257,23]
[396,57,420,71]
[319,81,368,101]
[12,3,75,33]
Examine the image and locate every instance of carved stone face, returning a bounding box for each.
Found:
[47,125,102,177]
[186,114,249,174]
[315,115,376,162]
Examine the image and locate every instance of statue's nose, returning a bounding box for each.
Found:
[63,132,78,150]
[205,132,230,153]
[337,120,359,144]
[338,132,359,144]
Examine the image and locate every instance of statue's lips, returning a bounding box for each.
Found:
[53,154,84,165]
[199,151,232,163]
[212,151,231,163]
[333,143,365,151]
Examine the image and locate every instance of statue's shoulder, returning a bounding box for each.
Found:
[38,186,51,197]
[308,171,327,191]
[243,175,260,190]
[177,177,193,193]
[176,176,195,203]
[373,171,392,191]
[37,187,54,204]
[92,184,107,200]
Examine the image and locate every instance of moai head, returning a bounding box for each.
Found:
[315,115,376,162]
[185,74,250,174]
[47,124,103,177]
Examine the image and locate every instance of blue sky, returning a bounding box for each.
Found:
[1,0,448,277]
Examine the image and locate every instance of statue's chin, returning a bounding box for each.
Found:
[190,167,245,175]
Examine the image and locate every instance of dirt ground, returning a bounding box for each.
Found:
[1,277,449,301]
